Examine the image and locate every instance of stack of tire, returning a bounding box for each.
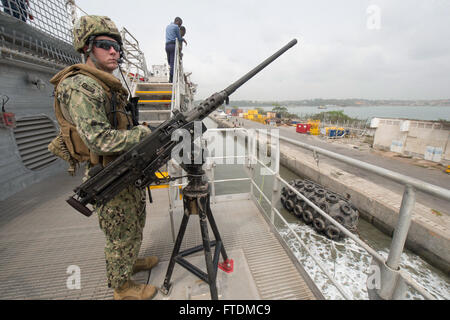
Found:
[280,179,359,241]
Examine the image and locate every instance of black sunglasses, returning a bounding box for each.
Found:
[93,40,121,52]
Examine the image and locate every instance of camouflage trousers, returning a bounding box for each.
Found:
[96,185,147,289]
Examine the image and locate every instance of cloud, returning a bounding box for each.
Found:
[76,0,450,100]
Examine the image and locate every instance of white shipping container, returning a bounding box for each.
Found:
[370,118,380,128]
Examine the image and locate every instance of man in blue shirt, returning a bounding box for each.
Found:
[165,17,185,82]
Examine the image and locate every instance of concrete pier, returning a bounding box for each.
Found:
[212,116,450,274]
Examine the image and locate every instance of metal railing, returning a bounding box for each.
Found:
[1,0,73,44]
[271,132,449,300]
[0,26,79,64]
[170,38,190,113]
[166,126,447,299]
[0,6,80,67]
[119,26,150,94]
[169,38,196,114]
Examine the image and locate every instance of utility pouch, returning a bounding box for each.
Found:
[48,133,79,176]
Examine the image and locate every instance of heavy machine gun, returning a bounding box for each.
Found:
[66,39,298,217]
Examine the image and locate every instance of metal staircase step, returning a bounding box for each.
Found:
[138,100,171,104]
[135,91,172,95]
[140,110,172,113]
[135,83,173,92]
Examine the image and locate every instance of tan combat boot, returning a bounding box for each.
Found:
[132,256,159,274]
[113,280,157,300]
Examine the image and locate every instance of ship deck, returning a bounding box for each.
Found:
[0,169,318,300]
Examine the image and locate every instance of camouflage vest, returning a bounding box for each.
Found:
[49,64,132,174]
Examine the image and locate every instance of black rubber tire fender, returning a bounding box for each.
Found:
[280,195,287,207]
[294,204,303,217]
[296,200,305,210]
[315,188,326,198]
[295,179,303,187]
[285,199,295,212]
[325,225,341,241]
[313,218,326,232]
[302,209,314,224]
[319,202,329,213]
[340,203,352,215]
[334,215,345,226]
[326,193,339,203]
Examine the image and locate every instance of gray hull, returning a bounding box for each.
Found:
[0,11,80,200]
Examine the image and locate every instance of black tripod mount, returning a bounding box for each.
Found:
[160,161,233,300]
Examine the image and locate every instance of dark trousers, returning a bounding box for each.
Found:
[165,42,176,82]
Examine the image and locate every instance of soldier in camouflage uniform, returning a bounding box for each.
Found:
[49,15,159,300]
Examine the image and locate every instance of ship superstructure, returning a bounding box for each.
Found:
[0,0,80,200]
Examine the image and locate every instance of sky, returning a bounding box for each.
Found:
[75,0,450,100]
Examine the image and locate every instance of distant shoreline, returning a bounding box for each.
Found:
[216,105,450,121]
[196,100,450,107]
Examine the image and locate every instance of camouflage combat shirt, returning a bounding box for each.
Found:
[56,73,150,156]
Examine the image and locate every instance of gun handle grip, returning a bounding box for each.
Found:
[66,197,93,217]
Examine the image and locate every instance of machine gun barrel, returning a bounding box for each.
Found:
[225,39,297,96]
[185,39,297,122]
[66,39,298,217]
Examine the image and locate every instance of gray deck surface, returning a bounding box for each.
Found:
[0,170,316,300]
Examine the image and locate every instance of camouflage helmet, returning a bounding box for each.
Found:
[73,15,122,53]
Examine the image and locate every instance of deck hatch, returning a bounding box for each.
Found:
[13,115,58,170]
